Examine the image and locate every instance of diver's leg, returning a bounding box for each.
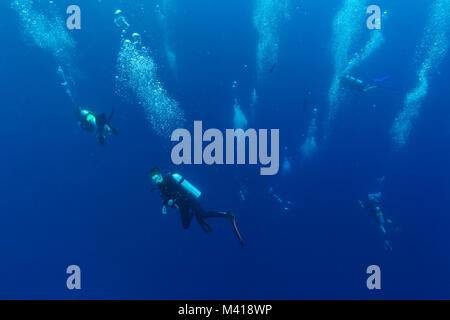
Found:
[195,215,213,232]
[180,206,194,229]
[97,133,106,146]
[201,211,233,219]
[192,204,213,232]
[383,230,393,251]
[231,216,244,247]
[108,108,115,122]
[384,239,393,251]
[200,210,244,247]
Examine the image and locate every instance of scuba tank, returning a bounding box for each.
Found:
[80,109,97,128]
[172,173,202,198]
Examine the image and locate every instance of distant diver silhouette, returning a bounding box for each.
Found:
[342,75,396,93]
[76,107,119,146]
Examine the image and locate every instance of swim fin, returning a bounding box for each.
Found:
[372,76,397,91]
[372,76,390,83]
[229,212,244,248]
[96,113,107,131]
[96,113,107,146]
[107,108,115,123]
[97,134,106,146]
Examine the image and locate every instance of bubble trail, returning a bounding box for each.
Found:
[57,65,74,103]
[114,9,130,33]
[233,99,248,130]
[391,0,450,148]
[11,0,75,63]
[115,12,184,137]
[12,0,77,104]
[253,0,289,82]
[327,0,384,124]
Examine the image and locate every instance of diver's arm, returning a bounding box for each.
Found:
[162,199,178,214]
[167,199,179,209]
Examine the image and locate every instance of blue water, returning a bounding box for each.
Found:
[1,0,450,299]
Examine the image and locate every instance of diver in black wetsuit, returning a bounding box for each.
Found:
[151,168,245,247]
[360,192,394,251]
[76,107,119,146]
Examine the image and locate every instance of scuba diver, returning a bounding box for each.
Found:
[360,192,394,251]
[150,168,245,247]
[268,187,294,213]
[76,107,119,146]
[342,75,392,93]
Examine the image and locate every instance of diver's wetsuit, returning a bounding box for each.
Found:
[77,109,96,132]
[365,196,393,250]
[157,173,244,246]
[367,198,386,226]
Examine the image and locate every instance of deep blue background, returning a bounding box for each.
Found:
[0,0,449,299]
